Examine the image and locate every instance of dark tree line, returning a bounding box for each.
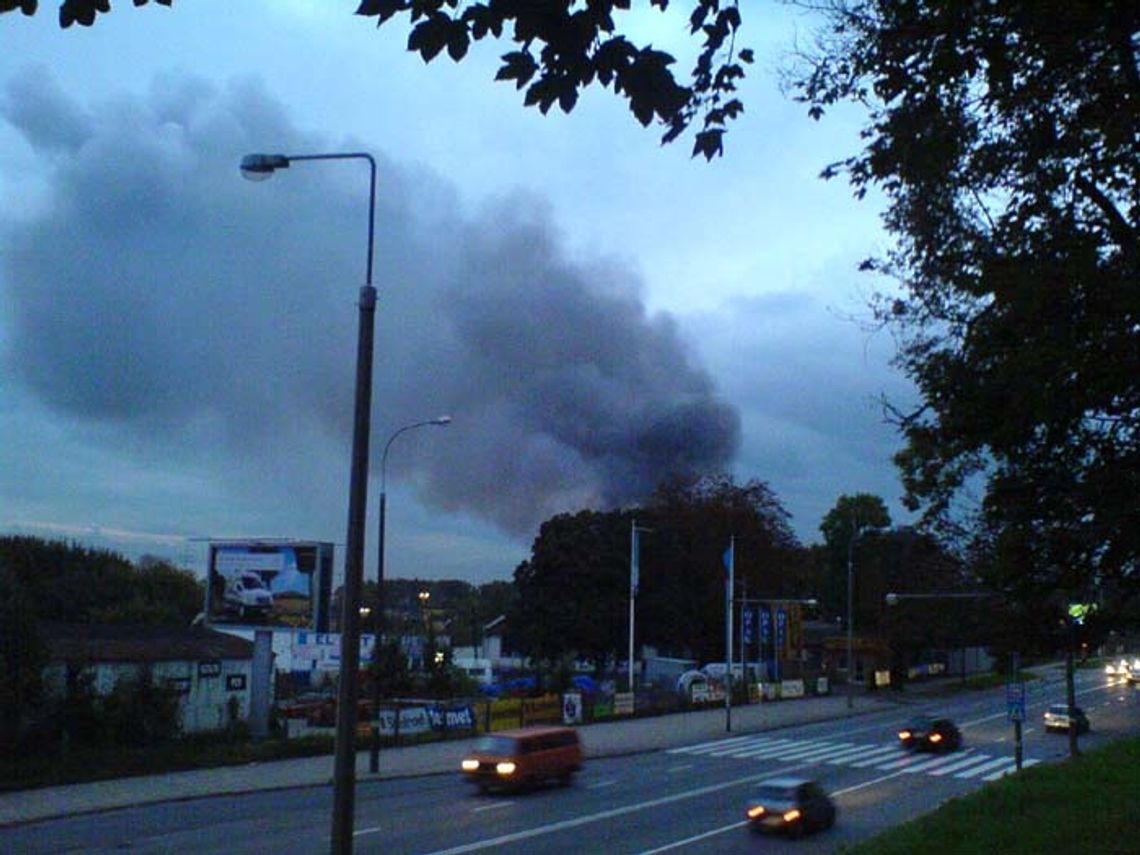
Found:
[0,537,202,755]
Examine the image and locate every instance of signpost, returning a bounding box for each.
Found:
[1006,652,1025,770]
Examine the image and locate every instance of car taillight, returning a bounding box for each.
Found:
[929,733,943,743]
[461,759,479,772]
[783,809,802,823]
[747,806,766,820]
[495,761,517,776]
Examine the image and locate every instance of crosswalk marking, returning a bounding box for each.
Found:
[952,756,1015,779]
[927,752,995,776]
[667,734,1038,781]
[982,758,1039,781]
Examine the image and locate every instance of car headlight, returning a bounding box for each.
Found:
[898,730,912,740]
[747,805,766,820]
[929,733,943,744]
[783,809,802,823]
[461,759,479,772]
[495,761,517,776]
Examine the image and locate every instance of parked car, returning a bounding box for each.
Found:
[897,715,962,752]
[745,776,836,836]
[460,726,582,793]
[1043,704,1090,734]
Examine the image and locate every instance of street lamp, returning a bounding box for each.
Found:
[845,517,866,710]
[369,415,451,773]
[241,150,376,855]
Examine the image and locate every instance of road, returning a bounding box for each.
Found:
[6,668,1137,854]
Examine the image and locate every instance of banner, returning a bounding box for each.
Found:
[375,706,432,736]
[427,704,477,732]
[562,692,583,725]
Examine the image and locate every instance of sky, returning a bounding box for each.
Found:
[0,1,916,586]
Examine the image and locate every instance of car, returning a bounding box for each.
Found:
[460,726,582,793]
[1043,703,1090,734]
[897,715,962,752]
[1105,658,1131,677]
[745,776,836,836]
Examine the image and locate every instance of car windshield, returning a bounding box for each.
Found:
[1048,705,1068,715]
[754,784,796,802]
[473,736,518,755]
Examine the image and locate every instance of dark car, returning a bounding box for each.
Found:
[745,777,836,836]
[898,715,962,752]
[1043,704,1090,734]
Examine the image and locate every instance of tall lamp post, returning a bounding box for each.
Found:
[369,415,451,773]
[240,151,376,855]
[845,516,864,710]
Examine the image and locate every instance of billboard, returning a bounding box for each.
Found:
[205,540,333,630]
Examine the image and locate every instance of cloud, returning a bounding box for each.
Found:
[684,286,917,536]
[0,70,740,544]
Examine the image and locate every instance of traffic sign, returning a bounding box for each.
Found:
[1006,680,1026,722]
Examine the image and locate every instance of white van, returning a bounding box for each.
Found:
[223,571,273,619]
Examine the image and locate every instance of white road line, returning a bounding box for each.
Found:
[469,801,514,813]
[954,756,1017,779]
[736,739,834,760]
[849,747,908,768]
[823,743,890,764]
[666,735,757,754]
[414,770,773,854]
[712,738,795,757]
[587,779,619,789]
[901,753,974,774]
[666,765,693,774]
[634,820,750,854]
[927,752,992,776]
[982,758,1040,781]
[772,742,857,762]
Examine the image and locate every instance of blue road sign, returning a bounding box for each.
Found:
[1006,681,1026,722]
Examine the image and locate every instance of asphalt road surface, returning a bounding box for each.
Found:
[6,668,1137,854]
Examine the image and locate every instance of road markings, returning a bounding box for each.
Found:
[982,758,1040,781]
[470,801,514,813]
[414,771,775,854]
[587,778,620,789]
[671,735,1039,781]
[634,820,750,854]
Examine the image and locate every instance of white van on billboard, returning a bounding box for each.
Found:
[206,540,333,630]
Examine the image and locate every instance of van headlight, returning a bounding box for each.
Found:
[461,759,479,772]
[495,761,517,776]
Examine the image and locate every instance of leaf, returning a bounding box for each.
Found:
[407,13,452,62]
[495,50,538,90]
[691,128,723,161]
[355,0,406,21]
[447,24,469,61]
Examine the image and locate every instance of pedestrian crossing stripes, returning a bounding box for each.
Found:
[667,735,1039,782]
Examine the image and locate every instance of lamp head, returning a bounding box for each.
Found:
[240,153,290,181]
[885,593,899,606]
[433,415,453,426]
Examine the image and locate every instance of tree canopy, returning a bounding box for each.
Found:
[6,0,751,159]
[795,2,1140,604]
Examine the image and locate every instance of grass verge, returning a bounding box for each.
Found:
[840,737,1140,854]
